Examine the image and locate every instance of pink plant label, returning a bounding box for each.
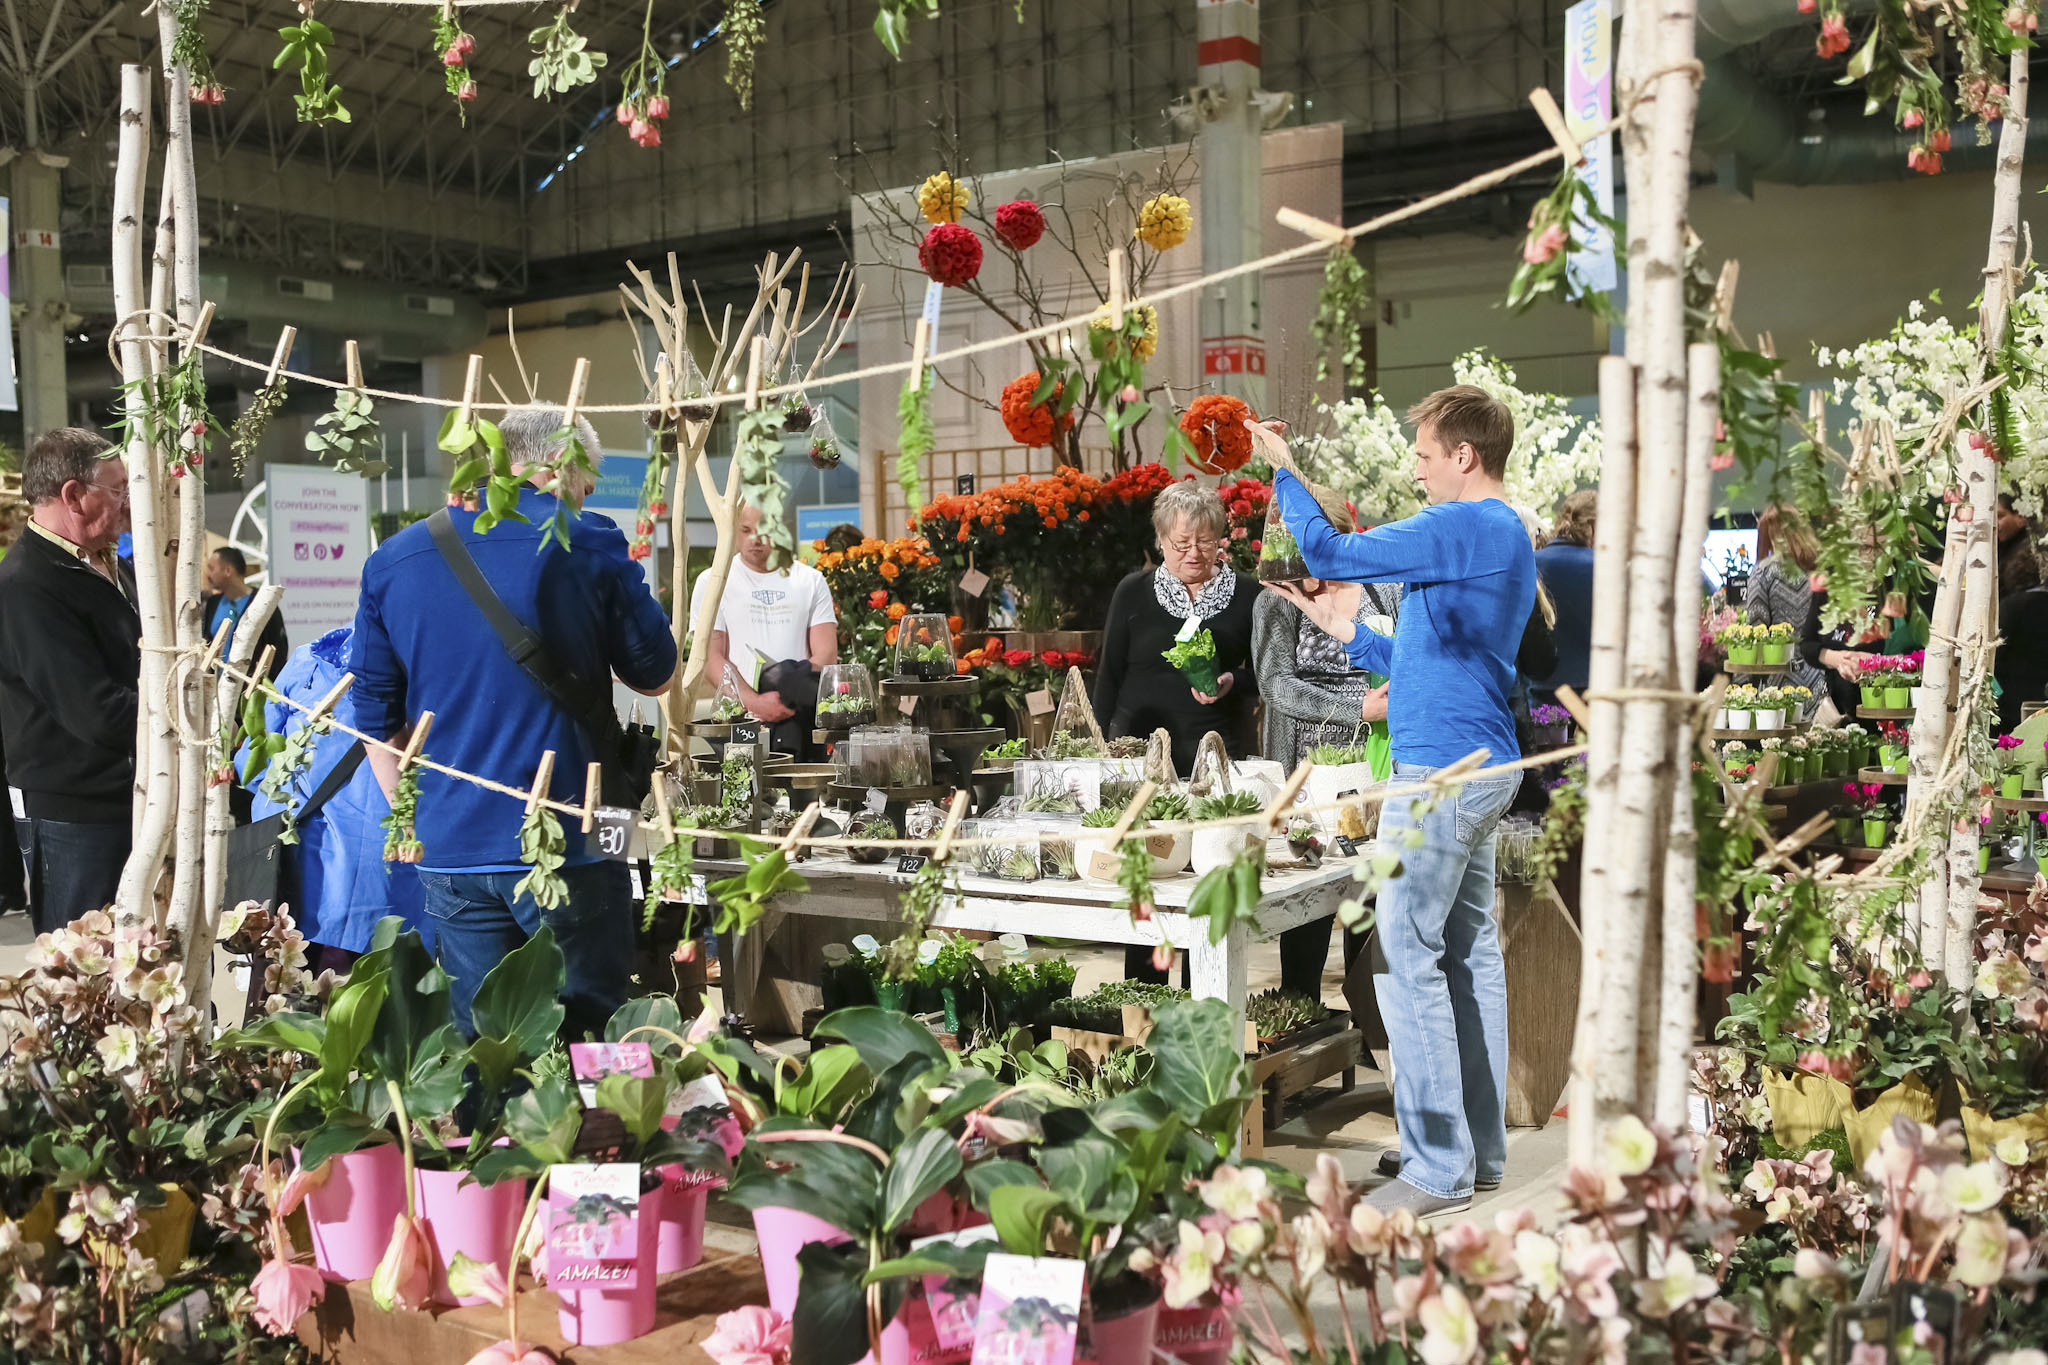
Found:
[663,1075,744,1186]
[547,1163,643,1290]
[969,1253,1083,1365]
[913,1224,999,1356]
[569,1041,655,1105]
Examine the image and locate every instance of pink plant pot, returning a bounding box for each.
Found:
[295,1143,407,1284]
[1077,1294,1160,1365]
[653,1165,712,1274]
[554,1181,664,1346]
[1154,1301,1235,1365]
[753,1205,850,1321]
[414,1165,528,1307]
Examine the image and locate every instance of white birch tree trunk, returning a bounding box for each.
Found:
[191,586,283,1006]
[1943,439,1998,980]
[1907,526,1964,957]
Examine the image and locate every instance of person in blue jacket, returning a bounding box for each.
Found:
[1258,385,1536,1218]
[241,626,422,975]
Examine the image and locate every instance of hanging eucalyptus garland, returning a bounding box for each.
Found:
[382,761,425,863]
[229,380,288,480]
[515,804,569,910]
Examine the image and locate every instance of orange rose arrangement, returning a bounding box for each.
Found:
[812,534,948,679]
[1000,372,1075,450]
[1179,393,1257,474]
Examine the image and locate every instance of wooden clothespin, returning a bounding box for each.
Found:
[263,327,297,389]
[908,317,929,393]
[744,335,765,411]
[202,616,233,671]
[1432,747,1491,787]
[580,761,603,832]
[250,645,276,690]
[1274,206,1350,246]
[1262,760,1314,834]
[187,300,216,351]
[344,339,364,391]
[651,762,675,831]
[1552,684,1593,733]
[1106,248,1127,326]
[306,672,355,726]
[779,801,823,856]
[931,790,970,864]
[525,750,557,816]
[654,352,673,417]
[397,711,435,772]
[563,357,591,425]
[1109,781,1158,844]
[1528,87,1585,167]
[456,354,483,428]
[1713,259,1740,335]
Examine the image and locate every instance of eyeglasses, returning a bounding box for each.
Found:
[1164,535,1221,557]
[85,474,129,503]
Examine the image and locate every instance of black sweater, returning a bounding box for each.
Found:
[0,530,142,822]
[1092,567,1261,775]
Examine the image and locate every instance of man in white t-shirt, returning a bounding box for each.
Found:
[694,504,838,740]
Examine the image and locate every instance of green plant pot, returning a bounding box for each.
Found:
[940,983,972,1037]
[1979,845,1992,874]
[1761,641,1791,665]
[2001,772,2024,799]
[1889,752,1909,775]
[1833,816,1855,843]
[1863,818,1890,849]
[1724,757,1748,776]
[1882,685,1911,709]
[875,979,907,1013]
[1859,685,1882,708]
[1727,643,1758,666]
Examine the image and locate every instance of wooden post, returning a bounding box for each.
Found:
[908,318,929,394]
[194,583,283,988]
[1106,248,1127,326]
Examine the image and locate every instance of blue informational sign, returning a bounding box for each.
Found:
[588,454,648,510]
[1564,0,1618,298]
[796,503,862,544]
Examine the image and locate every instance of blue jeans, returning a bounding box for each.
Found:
[1372,762,1519,1199]
[13,816,129,935]
[416,860,633,1040]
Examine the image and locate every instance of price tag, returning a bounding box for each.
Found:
[897,853,928,875]
[864,787,888,814]
[590,806,636,861]
[1175,614,1200,642]
[731,720,762,746]
[1335,835,1358,857]
[675,873,709,905]
[956,473,976,495]
[1025,689,1054,716]
[628,865,643,899]
[898,693,921,717]
[960,567,990,598]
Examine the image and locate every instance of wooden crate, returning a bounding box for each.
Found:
[297,1247,765,1363]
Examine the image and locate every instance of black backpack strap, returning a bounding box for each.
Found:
[425,507,625,770]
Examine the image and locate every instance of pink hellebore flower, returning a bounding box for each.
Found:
[1903,109,1924,129]
[250,1257,325,1335]
[1797,0,1815,10]
[370,1214,434,1312]
[275,1158,333,1218]
[702,1305,793,1365]
[1522,223,1567,265]
[465,1344,555,1365]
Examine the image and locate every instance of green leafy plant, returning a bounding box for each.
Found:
[1160,628,1218,693]
[1190,790,1260,822]
[722,0,766,108]
[257,712,328,846]
[275,18,349,123]
[514,804,569,911]
[305,387,385,477]
[381,760,424,863]
[439,410,522,531]
[1308,737,1373,765]
[1185,845,1262,944]
[1080,807,1125,828]
[227,380,287,479]
[167,0,224,100]
[873,0,941,56]
[1116,837,1155,926]
[642,810,701,930]
[719,750,756,824]
[707,838,809,936]
[115,343,214,479]
[1246,988,1331,1041]
[897,371,935,513]
[1020,789,1082,814]
[1504,164,1620,321]
[981,737,1027,763]
[1143,791,1191,823]
[734,407,797,568]
[527,5,606,98]
[534,423,599,552]
[1036,729,1106,760]
[1311,245,1374,398]
[709,695,747,723]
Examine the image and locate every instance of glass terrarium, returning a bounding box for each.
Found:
[817,663,876,731]
[894,613,956,681]
[1257,518,1308,582]
[707,663,748,724]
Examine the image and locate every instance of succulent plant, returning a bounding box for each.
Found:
[1247,987,1332,1039]
[1144,791,1192,823]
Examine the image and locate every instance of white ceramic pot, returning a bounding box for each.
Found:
[1189,825,1263,878]
[1909,686,1926,709]
[1715,707,1731,729]
[1725,710,1752,731]
[1076,828,1190,881]
[1754,709,1785,731]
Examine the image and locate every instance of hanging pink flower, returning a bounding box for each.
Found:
[370,1213,434,1312]
[1522,223,1567,265]
[250,1258,325,1335]
[463,1343,555,1365]
[703,1305,793,1365]
[1816,14,1851,56]
[647,94,671,120]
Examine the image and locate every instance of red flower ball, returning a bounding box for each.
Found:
[993,199,1046,250]
[919,223,984,287]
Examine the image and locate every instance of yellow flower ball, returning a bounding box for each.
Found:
[916,171,970,225]
[1136,193,1192,251]
[1088,301,1160,359]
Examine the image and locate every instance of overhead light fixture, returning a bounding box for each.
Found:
[472,272,499,290]
[338,255,366,271]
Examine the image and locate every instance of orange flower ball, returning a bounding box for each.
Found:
[1180,393,1258,474]
[1000,372,1074,449]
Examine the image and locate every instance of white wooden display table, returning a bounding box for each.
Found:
[699,840,1366,1023]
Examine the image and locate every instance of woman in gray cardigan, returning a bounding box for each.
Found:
[1255,576,1400,995]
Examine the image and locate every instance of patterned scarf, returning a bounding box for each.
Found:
[1153,564,1239,623]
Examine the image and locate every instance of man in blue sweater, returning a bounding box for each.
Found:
[1260,386,1536,1216]
[351,407,676,1039]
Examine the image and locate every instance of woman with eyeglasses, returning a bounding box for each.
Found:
[1091,480,1262,780]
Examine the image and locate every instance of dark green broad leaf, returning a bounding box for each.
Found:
[988,1184,1068,1256]
[217,1009,326,1057]
[879,1128,961,1234]
[1146,997,1252,1134]
[365,921,458,1090]
[814,1007,946,1078]
[780,1044,870,1123]
[606,995,685,1052]
[866,1237,994,1286]
[792,1240,900,1365]
[298,1115,388,1172]
[963,1158,1040,1207]
[595,1073,668,1147]
[467,924,565,1087]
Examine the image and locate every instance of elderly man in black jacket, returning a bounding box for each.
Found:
[0,428,140,932]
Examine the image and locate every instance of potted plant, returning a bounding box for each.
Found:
[1829,789,1860,844]
[1722,742,1756,779]
[1752,688,1787,732]
[818,688,877,733]
[1856,655,1886,709]
[1848,782,1890,847]
[1254,522,1307,582]
[1878,720,1911,774]
[895,613,958,681]
[1161,627,1221,695]
[979,736,1027,770]
[1761,620,1795,666]
[1783,735,1812,785]
[1189,791,1263,876]
[849,814,898,864]
[1720,618,1760,666]
[1880,657,1913,710]
[1997,734,2027,798]
[1900,649,1927,708]
[1721,685,1754,730]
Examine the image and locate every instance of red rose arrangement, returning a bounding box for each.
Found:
[1000,372,1074,449]
[919,223,984,287]
[993,200,1046,250]
[1179,393,1257,474]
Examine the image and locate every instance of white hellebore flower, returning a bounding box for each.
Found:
[95,1024,143,1075]
[1994,1136,2034,1168]
[1512,1231,1562,1299]
[1601,1115,1658,1177]
[1953,1212,2011,1287]
[1637,1241,1718,1318]
[1162,1220,1224,1310]
[1940,1160,2007,1214]
[1198,1164,1267,1223]
[1416,1283,1481,1365]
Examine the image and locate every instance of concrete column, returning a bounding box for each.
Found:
[1196,0,1266,414]
[9,155,68,438]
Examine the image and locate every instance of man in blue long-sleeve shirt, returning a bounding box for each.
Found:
[351,407,677,1039]
[1259,385,1535,1216]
